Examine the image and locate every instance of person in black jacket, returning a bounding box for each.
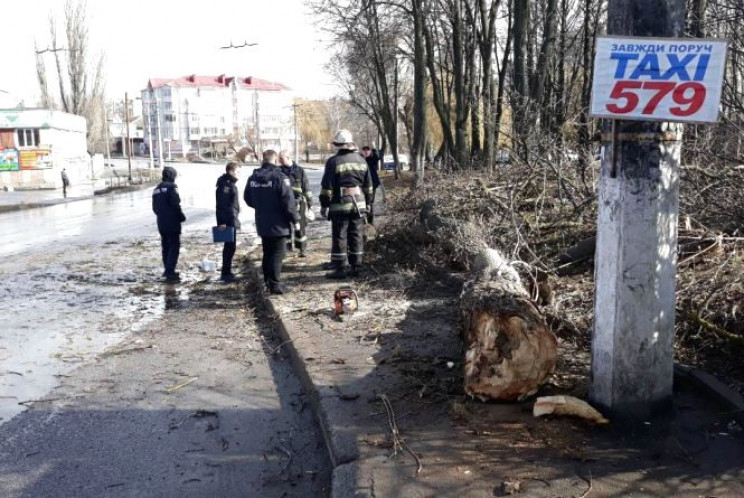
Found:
[216,161,241,282]
[279,150,313,257]
[61,169,71,198]
[361,146,381,225]
[152,166,186,282]
[244,150,300,294]
[319,130,373,279]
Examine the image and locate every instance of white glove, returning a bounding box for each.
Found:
[294,223,301,232]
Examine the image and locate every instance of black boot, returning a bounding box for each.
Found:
[268,283,288,294]
[325,265,348,279]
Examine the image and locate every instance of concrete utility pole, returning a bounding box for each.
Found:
[103,102,112,169]
[145,99,154,169]
[591,0,686,420]
[155,93,164,167]
[292,103,299,160]
[125,92,132,181]
[254,90,261,154]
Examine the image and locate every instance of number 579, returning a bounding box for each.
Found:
[606,80,706,116]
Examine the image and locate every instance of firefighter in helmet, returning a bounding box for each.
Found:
[319,130,373,279]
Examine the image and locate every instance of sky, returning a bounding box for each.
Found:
[2,0,338,106]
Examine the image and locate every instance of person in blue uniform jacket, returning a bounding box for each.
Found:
[216,161,241,282]
[244,150,300,294]
[152,166,186,282]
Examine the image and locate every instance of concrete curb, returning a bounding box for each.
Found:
[675,364,744,424]
[245,259,361,497]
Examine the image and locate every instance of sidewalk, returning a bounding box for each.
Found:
[248,235,744,497]
[0,183,95,211]
[0,179,157,213]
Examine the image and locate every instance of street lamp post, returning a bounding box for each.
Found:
[154,91,164,167]
[125,92,132,181]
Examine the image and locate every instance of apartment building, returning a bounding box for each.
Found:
[142,74,295,158]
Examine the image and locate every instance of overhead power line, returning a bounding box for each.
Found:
[219,41,258,49]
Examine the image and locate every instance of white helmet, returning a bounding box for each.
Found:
[332,129,355,147]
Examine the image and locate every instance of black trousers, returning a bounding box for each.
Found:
[261,236,287,287]
[288,198,308,254]
[367,189,376,224]
[160,232,181,275]
[331,213,364,267]
[222,238,237,275]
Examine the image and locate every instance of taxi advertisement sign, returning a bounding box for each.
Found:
[590,36,727,123]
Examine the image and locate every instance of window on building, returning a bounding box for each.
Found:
[220,128,226,135]
[0,130,14,149]
[190,114,198,122]
[163,102,172,111]
[161,88,171,98]
[190,128,200,135]
[16,128,40,148]
[165,114,176,122]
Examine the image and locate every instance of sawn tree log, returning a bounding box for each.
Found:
[460,249,557,401]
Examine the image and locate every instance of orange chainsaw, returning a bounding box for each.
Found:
[334,286,359,316]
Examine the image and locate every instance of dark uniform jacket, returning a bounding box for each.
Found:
[244,163,300,238]
[319,149,373,215]
[280,162,313,207]
[216,173,241,230]
[152,166,186,234]
[364,150,381,189]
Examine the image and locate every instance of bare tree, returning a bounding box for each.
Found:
[36,0,106,153]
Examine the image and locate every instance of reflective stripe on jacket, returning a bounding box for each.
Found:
[319,149,373,214]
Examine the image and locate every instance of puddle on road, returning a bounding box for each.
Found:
[0,236,214,425]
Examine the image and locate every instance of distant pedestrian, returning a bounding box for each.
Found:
[244,150,300,294]
[216,161,241,282]
[361,146,381,225]
[152,166,186,282]
[279,150,313,257]
[320,130,373,279]
[61,169,70,198]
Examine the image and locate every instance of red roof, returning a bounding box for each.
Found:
[146,75,290,91]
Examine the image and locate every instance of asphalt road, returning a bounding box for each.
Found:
[0,162,330,497]
[0,162,324,258]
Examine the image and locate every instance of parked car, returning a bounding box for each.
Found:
[383,154,410,171]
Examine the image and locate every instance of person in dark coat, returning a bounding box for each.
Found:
[215,161,241,282]
[279,150,313,257]
[152,166,186,282]
[319,130,373,279]
[244,150,300,294]
[361,146,381,224]
[61,169,71,198]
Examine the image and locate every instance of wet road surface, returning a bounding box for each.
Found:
[0,163,329,496]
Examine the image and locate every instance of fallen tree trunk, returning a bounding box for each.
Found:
[460,249,558,401]
[415,201,558,400]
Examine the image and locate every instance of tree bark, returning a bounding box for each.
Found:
[494,3,513,152]
[412,0,427,185]
[477,0,500,169]
[512,0,531,161]
[451,0,469,166]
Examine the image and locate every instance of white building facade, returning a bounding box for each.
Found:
[142,75,296,158]
[0,109,90,189]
